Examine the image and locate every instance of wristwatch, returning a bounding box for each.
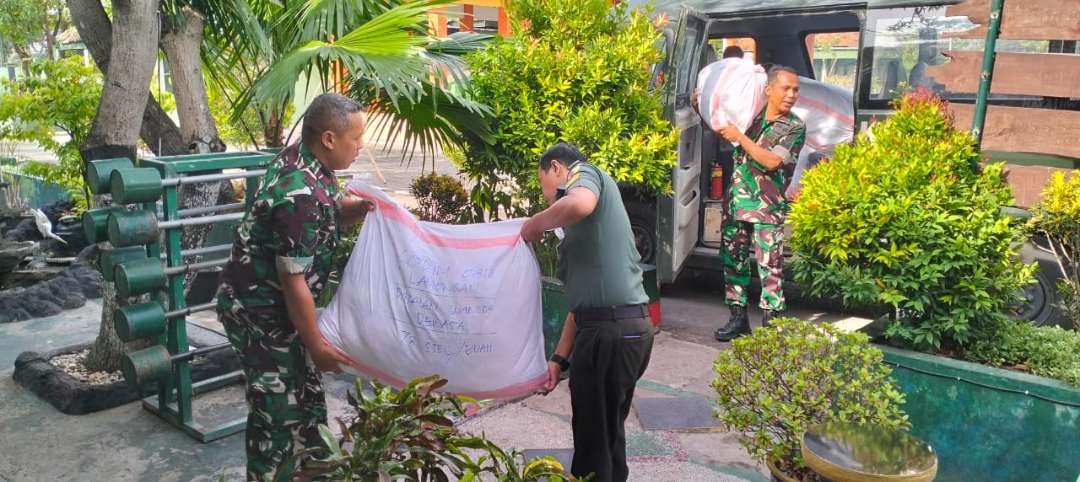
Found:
[550,353,570,371]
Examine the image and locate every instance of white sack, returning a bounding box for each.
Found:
[696,57,767,144]
[787,77,855,197]
[318,182,547,399]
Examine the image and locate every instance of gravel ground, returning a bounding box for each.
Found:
[49,349,124,385]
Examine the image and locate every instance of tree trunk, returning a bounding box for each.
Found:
[13,45,31,77]
[78,0,161,372]
[67,0,187,156]
[161,6,231,293]
[162,7,223,154]
[84,262,149,372]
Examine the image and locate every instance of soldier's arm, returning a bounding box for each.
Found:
[525,187,598,234]
[747,121,806,172]
[521,167,600,242]
[278,272,346,372]
[338,194,374,228]
[732,129,784,171]
[544,312,577,393]
[271,193,349,371]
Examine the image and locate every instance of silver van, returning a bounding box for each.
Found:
[619,0,1078,326]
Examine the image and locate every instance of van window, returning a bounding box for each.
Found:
[708,37,757,63]
[805,32,858,90]
[862,7,1079,110]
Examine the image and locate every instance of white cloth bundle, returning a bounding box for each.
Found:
[788,77,855,197]
[696,57,768,145]
[318,182,548,399]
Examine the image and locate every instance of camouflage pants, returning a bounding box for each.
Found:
[720,220,786,311]
[219,308,328,482]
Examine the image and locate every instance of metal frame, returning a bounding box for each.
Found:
[133,151,274,442]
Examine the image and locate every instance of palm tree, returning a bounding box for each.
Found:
[203,0,492,167]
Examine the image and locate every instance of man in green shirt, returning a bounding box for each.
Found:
[521,142,652,482]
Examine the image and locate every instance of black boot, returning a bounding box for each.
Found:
[761,309,783,328]
[714,305,750,342]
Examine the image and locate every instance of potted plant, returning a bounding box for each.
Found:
[711,318,909,481]
[295,375,588,481]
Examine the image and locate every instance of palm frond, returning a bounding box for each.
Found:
[362,80,493,167]
[422,31,493,87]
[251,1,440,108]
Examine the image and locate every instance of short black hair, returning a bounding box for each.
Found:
[767,64,799,84]
[539,142,585,171]
[721,46,744,59]
[301,93,363,146]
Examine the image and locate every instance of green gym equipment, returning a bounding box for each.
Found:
[86,151,273,442]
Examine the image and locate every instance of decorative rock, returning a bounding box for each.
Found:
[76,244,100,265]
[0,263,105,322]
[23,298,63,318]
[0,240,36,273]
[2,218,40,242]
[14,342,241,415]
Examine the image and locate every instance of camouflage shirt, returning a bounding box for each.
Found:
[729,108,806,225]
[216,143,341,319]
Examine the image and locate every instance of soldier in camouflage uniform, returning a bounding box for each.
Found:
[216,93,373,481]
[714,66,806,342]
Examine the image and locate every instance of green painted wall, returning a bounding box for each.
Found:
[880,346,1080,482]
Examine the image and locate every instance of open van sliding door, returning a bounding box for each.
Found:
[657,8,708,284]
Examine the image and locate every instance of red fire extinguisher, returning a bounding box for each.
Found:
[709,163,724,200]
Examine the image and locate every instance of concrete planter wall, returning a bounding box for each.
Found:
[879,345,1080,482]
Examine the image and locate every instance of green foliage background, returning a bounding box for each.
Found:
[968,319,1080,387]
[0,57,101,211]
[459,0,676,218]
[788,91,1035,351]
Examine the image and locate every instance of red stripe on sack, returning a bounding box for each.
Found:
[348,186,522,249]
[795,96,855,126]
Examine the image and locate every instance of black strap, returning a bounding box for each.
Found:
[574,304,648,322]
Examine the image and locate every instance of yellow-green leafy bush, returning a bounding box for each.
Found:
[789,91,1035,351]
[460,0,676,218]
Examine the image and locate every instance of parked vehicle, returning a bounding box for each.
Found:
[619,0,1078,327]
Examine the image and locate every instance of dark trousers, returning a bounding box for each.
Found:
[569,315,654,482]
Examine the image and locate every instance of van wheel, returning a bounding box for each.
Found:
[1011,269,1064,328]
[626,199,657,265]
[1012,241,1067,328]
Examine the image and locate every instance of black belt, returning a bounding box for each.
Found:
[574,304,648,322]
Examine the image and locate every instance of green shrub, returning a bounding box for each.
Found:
[0,57,101,211]
[410,172,473,224]
[297,375,585,481]
[1028,170,1080,329]
[459,0,677,219]
[711,318,909,480]
[788,91,1035,351]
[968,319,1080,387]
